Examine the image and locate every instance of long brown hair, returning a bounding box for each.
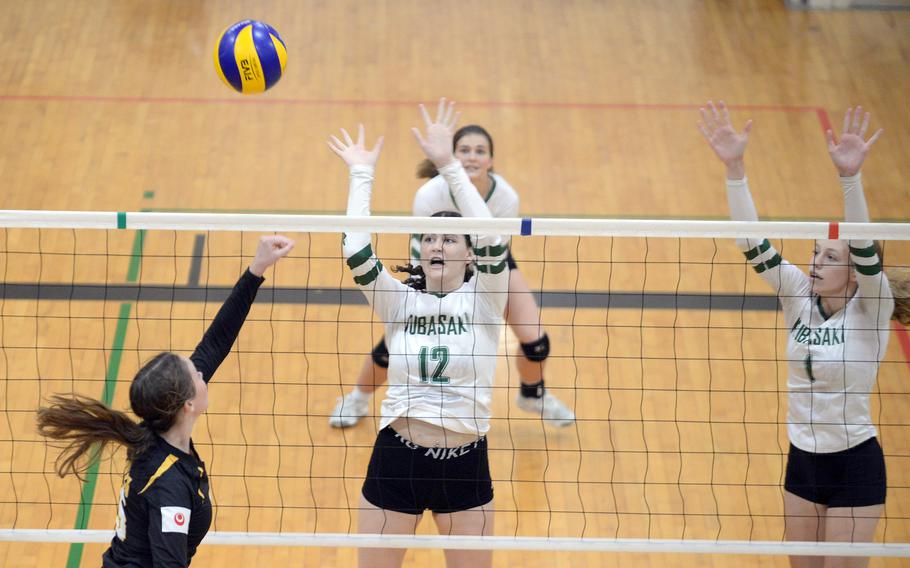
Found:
[37,352,194,480]
[416,125,494,179]
[887,267,910,326]
[862,244,910,326]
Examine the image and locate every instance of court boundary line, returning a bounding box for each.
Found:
[0,94,826,114]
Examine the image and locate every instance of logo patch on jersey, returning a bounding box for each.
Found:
[161,506,191,534]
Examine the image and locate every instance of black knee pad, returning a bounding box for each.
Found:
[520,334,550,363]
[371,338,390,368]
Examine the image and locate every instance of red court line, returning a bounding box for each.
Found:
[816,107,833,136]
[0,93,822,114]
[894,321,910,374]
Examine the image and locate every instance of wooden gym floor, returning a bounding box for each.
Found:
[0,1,908,567]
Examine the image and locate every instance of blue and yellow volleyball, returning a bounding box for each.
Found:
[214,20,287,94]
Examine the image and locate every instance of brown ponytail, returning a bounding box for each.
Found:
[37,352,194,480]
[37,395,153,481]
[887,267,910,326]
[416,159,438,179]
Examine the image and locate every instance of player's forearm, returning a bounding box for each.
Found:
[840,173,870,224]
[438,161,492,219]
[343,165,375,256]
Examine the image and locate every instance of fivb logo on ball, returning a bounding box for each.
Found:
[214,20,286,94]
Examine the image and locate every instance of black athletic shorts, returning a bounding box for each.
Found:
[361,426,493,515]
[784,437,886,508]
[506,250,517,270]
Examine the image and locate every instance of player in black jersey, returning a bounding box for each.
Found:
[38,235,294,567]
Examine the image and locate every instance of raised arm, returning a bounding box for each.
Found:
[411,99,496,224]
[328,125,407,320]
[190,235,294,383]
[698,100,806,298]
[698,100,759,242]
[411,99,509,309]
[826,105,883,223]
[826,107,892,316]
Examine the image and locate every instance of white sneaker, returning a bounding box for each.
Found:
[515,392,575,427]
[328,392,370,428]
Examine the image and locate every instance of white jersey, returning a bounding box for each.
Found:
[409,172,519,262]
[343,162,510,436]
[727,175,894,453]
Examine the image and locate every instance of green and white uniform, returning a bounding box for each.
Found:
[344,161,510,437]
[409,171,519,262]
[727,174,893,453]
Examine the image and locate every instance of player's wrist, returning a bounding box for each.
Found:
[724,158,746,180]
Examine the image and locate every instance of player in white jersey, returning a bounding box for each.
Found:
[328,100,508,568]
[700,101,910,568]
[329,123,575,429]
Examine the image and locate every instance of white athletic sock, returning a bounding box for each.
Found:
[350,386,372,401]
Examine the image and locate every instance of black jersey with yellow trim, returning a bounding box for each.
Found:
[102,268,265,567]
[102,436,211,568]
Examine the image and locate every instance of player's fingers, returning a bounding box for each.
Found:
[867,128,883,147]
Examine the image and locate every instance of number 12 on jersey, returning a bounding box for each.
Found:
[418,345,450,384]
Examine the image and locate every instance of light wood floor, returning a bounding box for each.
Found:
[0,1,909,567]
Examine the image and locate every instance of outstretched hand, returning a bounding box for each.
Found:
[411,97,460,169]
[249,235,295,277]
[327,124,384,169]
[697,101,752,175]
[826,106,882,177]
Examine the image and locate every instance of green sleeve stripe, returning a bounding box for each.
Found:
[855,262,882,276]
[744,239,771,260]
[474,243,509,257]
[752,254,782,274]
[849,244,878,258]
[346,243,373,270]
[353,261,383,286]
[476,261,507,274]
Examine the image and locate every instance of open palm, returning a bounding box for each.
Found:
[827,106,882,177]
[698,100,752,165]
[327,124,384,168]
[411,97,460,168]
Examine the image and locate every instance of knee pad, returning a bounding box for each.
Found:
[371,338,390,368]
[520,333,550,363]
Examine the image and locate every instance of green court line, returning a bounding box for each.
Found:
[67,217,147,566]
[125,230,146,283]
[66,302,131,568]
[140,206,910,223]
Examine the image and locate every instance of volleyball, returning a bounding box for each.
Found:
[214,20,287,94]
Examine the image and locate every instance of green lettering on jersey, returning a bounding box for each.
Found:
[406,313,470,336]
[790,317,845,346]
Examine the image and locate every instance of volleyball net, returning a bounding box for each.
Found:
[0,211,909,559]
